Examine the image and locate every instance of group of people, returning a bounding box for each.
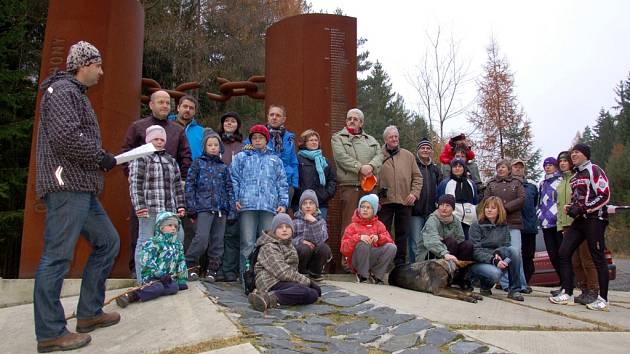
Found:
[32,41,612,353]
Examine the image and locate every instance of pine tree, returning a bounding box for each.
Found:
[590,109,616,167]
[468,38,541,179]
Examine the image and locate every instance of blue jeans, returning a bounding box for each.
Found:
[34,192,120,341]
[408,215,428,263]
[499,229,528,290]
[319,207,328,221]
[470,246,524,292]
[239,210,274,279]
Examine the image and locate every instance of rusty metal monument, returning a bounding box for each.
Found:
[20,2,356,277]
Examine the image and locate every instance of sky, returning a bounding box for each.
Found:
[309,0,630,165]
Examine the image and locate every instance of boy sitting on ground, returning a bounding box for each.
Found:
[248,213,321,312]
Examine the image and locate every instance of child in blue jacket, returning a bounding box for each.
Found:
[185,129,234,282]
[231,124,288,280]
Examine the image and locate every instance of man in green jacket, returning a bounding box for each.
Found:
[331,108,382,231]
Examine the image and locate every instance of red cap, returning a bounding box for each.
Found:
[249,124,270,142]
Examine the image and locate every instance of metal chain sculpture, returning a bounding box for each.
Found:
[141,76,266,103]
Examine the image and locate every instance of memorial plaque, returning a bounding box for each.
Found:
[266,14,357,272]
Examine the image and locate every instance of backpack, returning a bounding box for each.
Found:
[243,245,261,295]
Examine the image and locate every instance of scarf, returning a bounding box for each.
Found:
[346,126,362,135]
[221,132,242,143]
[386,146,400,157]
[452,175,473,203]
[298,149,328,186]
[267,125,285,153]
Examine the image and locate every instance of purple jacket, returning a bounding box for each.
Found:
[537,172,562,228]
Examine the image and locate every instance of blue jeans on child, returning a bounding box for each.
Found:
[499,229,528,290]
[408,215,428,263]
[136,213,184,283]
[469,246,524,292]
[34,192,120,341]
[239,210,274,279]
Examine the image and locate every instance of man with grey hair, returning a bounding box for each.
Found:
[377,125,422,265]
[332,108,382,231]
[34,40,120,352]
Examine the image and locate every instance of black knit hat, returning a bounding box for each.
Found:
[416,137,432,150]
[438,194,456,209]
[220,112,241,128]
[571,143,591,160]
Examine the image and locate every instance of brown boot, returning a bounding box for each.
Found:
[76,311,121,333]
[37,332,91,353]
[248,291,279,312]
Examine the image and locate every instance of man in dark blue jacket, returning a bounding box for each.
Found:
[511,158,538,292]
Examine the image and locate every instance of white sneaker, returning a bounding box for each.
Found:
[549,290,575,305]
[586,295,609,311]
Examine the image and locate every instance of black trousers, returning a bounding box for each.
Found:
[378,203,411,266]
[558,218,609,300]
[542,227,563,277]
[295,242,332,276]
[521,232,537,283]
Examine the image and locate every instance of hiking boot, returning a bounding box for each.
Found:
[203,271,217,283]
[520,286,533,294]
[574,289,591,305]
[550,288,562,297]
[37,332,91,353]
[115,291,139,308]
[480,288,492,296]
[248,291,278,312]
[586,295,609,311]
[508,291,524,301]
[355,274,369,283]
[76,311,121,333]
[187,266,200,281]
[549,290,575,305]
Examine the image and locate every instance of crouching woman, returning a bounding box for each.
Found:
[469,197,525,301]
[248,213,321,311]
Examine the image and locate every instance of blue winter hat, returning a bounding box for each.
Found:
[543,157,557,167]
[450,157,466,167]
[358,194,379,213]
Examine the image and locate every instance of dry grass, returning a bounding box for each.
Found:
[156,336,252,354]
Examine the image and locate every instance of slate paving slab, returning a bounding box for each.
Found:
[334,319,371,334]
[250,325,290,340]
[295,303,337,315]
[379,333,421,352]
[400,345,443,354]
[338,302,374,315]
[424,327,460,346]
[304,315,335,326]
[376,313,416,327]
[392,318,434,335]
[321,291,349,299]
[284,320,327,337]
[321,294,370,307]
[329,340,368,354]
[450,340,490,354]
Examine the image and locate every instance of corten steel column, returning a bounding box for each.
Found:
[19,0,144,278]
[265,14,357,272]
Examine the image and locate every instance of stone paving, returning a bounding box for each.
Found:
[201,282,499,353]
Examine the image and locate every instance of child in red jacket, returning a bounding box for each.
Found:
[340,194,397,284]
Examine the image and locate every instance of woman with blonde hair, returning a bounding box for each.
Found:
[469,196,525,301]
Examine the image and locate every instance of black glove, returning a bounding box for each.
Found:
[567,204,586,218]
[98,152,117,171]
[159,274,172,285]
[178,283,188,291]
[309,280,322,297]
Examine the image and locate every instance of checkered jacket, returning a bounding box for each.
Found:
[35,72,106,198]
[129,151,185,213]
[254,230,310,292]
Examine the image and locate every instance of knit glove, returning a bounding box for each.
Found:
[567,204,586,218]
[98,152,117,171]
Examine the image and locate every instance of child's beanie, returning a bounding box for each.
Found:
[299,189,319,209]
[271,213,295,234]
[202,128,224,154]
[145,125,167,144]
[249,124,270,142]
[358,194,379,212]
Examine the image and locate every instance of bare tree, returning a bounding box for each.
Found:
[407,27,471,141]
